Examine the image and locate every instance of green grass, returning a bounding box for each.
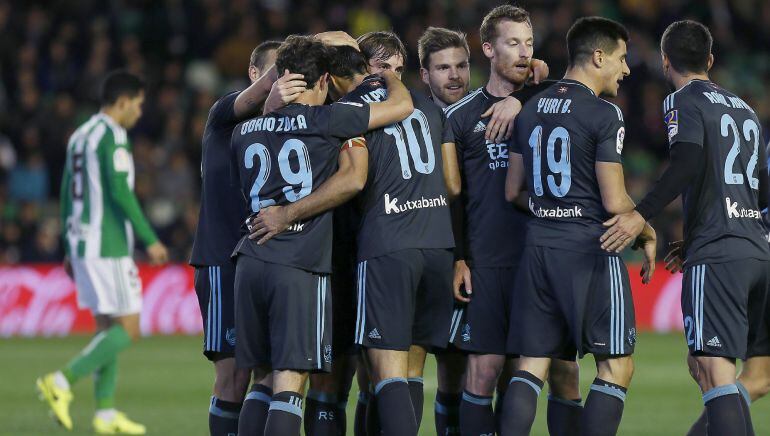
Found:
[1,333,767,435]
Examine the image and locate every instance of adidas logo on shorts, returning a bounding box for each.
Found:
[368,328,381,340]
[473,121,486,133]
[706,336,722,348]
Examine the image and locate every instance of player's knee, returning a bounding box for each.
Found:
[465,358,503,394]
[599,356,634,387]
[548,361,580,397]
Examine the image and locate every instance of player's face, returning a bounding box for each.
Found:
[421,47,470,106]
[600,40,630,97]
[484,20,533,86]
[122,92,145,129]
[368,54,405,80]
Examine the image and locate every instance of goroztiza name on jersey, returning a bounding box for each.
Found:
[239,114,308,134]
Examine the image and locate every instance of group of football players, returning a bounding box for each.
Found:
[190,4,770,436]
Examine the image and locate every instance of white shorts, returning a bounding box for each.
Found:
[71,257,142,316]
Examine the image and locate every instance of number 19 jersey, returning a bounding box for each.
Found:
[512,79,626,255]
[663,79,769,264]
[230,102,370,273]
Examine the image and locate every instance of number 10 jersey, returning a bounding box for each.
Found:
[512,79,626,255]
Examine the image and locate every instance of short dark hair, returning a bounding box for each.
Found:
[275,35,332,89]
[100,70,144,106]
[328,46,368,80]
[250,40,282,72]
[418,27,469,69]
[357,31,407,64]
[480,5,531,44]
[661,20,712,74]
[566,17,629,67]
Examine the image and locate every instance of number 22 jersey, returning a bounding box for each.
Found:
[230,102,370,273]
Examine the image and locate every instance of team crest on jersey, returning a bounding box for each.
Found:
[616,127,625,154]
[323,345,333,363]
[226,328,236,346]
[113,148,132,172]
[664,109,679,141]
[462,324,471,342]
[627,328,636,347]
[557,86,568,94]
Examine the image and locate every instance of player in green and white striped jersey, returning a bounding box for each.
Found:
[37,71,168,435]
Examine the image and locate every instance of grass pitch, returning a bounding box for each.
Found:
[1,333,767,435]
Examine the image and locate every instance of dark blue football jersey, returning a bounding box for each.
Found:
[662,79,769,264]
[230,101,370,273]
[512,79,625,255]
[445,87,530,267]
[341,76,454,261]
[190,91,250,266]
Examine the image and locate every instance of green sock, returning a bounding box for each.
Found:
[94,357,118,409]
[62,325,131,385]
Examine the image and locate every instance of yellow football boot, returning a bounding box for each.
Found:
[93,411,147,435]
[36,373,74,430]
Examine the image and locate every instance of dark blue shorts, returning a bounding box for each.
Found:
[194,263,237,360]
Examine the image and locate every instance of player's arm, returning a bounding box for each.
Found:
[233,64,279,118]
[248,138,368,244]
[442,142,461,199]
[262,69,308,115]
[102,134,168,264]
[365,70,414,130]
[59,156,74,276]
[504,151,528,210]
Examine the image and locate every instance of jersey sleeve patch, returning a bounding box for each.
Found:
[664,109,679,142]
[616,126,625,154]
[341,137,367,150]
[112,147,132,172]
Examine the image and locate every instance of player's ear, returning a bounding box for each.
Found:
[248,65,260,83]
[592,49,604,69]
[419,67,429,85]
[481,41,494,60]
[706,53,714,72]
[318,73,329,91]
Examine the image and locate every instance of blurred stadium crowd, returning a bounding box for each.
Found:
[0,0,768,263]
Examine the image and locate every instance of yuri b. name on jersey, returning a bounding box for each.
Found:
[384,193,448,215]
[239,114,308,135]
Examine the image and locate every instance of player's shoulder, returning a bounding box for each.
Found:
[595,98,624,123]
[98,114,128,146]
[342,75,387,104]
[207,90,240,122]
[444,87,485,119]
[410,90,443,116]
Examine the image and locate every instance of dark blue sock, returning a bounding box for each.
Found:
[354,391,368,436]
[264,391,304,436]
[582,378,627,436]
[303,389,342,436]
[459,390,495,436]
[703,384,746,436]
[736,382,754,436]
[494,389,505,433]
[209,396,241,436]
[547,394,583,436]
[408,377,425,428]
[434,390,461,436]
[239,383,272,436]
[375,377,417,436]
[500,370,544,436]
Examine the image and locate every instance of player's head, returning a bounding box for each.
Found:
[100,70,145,129]
[327,45,369,100]
[357,31,407,79]
[249,40,282,82]
[418,27,470,106]
[275,35,333,105]
[660,20,713,83]
[480,5,533,87]
[566,17,630,97]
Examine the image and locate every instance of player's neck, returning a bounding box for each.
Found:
[485,69,520,97]
[430,91,448,109]
[294,89,325,106]
[563,67,602,96]
[100,107,125,128]
[671,72,709,91]
[345,74,367,93]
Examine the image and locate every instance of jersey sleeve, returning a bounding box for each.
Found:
[101,130,159,247]
[594,102,625,163]
[510,116,523,154]
[208,92,240,128]
[663,92,704,148]
[444,105,465,146]
[440,110,453,144]
[327,101,371,139]
[59,153,73,256]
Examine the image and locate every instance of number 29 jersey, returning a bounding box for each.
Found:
[663,79,769,265]
[512,79,626,255]
[230,102,370,273]
[342,77,454,261]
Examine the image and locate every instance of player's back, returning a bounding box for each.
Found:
[663,79,770,264]
[514,79,626,254]
[230,102,369,273]
[342,77,454,261]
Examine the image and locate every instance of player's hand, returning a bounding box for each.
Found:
[633,224,657,284]
[248,206,292,245]
[264,70,306,114]
[664,240,684,274]
[600,210,646,252]
[481,96,522,143]
[453,260,472,303]
[63,255,73,279]
[530,58,549,84]
[315,31,360,50]
[147,242,169,265]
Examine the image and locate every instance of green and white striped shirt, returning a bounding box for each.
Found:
[60,113,158,259]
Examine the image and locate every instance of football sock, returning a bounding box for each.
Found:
[209,396,241,436]
[494,388,505,433]
[499,370,544,436]
[434,390,461,436]
[304,389,342,436]
[336,398,348,436]
[62,324,131,384]
[354,391,368,436]
[547,394,583,436]
[582,378,627,436]
[375,377,417,436]
[239,383,272,435]
[408,377,425,428]
[264,391,304,436]
[95,408,117,422]
[94,357,118,409]
[459,390,495,436]
[737,382,754,436]
[686,410,708,436]
[703,385,746,436]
